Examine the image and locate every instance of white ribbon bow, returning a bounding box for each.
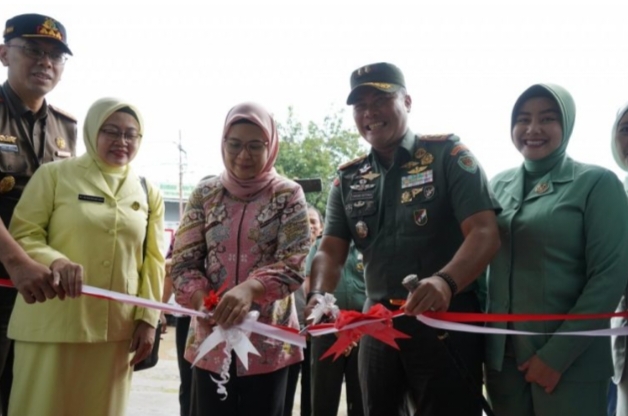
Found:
[307,293,340,324]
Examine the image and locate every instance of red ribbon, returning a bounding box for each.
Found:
[319,304,411,361]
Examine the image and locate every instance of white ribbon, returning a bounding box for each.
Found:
[417,315,628,337]
[192,311,261,369]
[307,293,340,324]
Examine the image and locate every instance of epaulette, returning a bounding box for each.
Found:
[338,154,367,171]
[419,133,456,142]
[49,105,77,123]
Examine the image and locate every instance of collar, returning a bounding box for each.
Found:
[370,129,415,168]
[2,81,48,120]
[498,156,575,202]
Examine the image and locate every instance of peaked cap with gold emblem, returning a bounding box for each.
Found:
[346,62,405,105]
[4,14,72,55]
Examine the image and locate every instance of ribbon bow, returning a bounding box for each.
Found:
[193,311,262,399]
[320,304,411,361]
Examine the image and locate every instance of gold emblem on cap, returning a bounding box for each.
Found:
[534,182,549,195]
[0,176,16,194]
[37,18,63,41]
[131,202,140,211]
[0,135,17,144]
[55,137,66,149]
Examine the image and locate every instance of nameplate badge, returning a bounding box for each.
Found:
[0,143,18,153]
[78,194,105,203]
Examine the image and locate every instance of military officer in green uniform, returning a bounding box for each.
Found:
[0,13,76,414]
[305,62,500,416]
[307,237,366,416]
[484,84,628,416]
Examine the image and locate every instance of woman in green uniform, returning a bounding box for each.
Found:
[484,84,628,416]
[611,101,628,416]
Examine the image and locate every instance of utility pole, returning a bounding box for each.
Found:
[177,130,186,221]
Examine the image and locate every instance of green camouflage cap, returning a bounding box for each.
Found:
[346,62,405,105]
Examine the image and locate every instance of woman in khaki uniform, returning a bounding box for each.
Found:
[485,84,628,416]
[7,97,165,416]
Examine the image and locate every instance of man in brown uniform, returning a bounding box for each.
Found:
[0,13,76,414]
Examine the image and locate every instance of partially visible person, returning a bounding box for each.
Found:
[485,84,628,416]
[172,102,310,416]
[7,97,165,416]
[0,13,77,414]
[611,101,628,416]
[308,229,366,416]
[284,204,321,416]
[306,62,500,416]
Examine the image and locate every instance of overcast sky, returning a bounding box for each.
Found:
[4,0,628,188]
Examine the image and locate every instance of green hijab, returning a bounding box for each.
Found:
[511,83,576,173]
[611,102,628,172]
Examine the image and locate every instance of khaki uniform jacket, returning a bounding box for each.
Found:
[0,81,77,225]
[8,154,165,343]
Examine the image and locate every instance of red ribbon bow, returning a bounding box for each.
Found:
[320,304,411,361]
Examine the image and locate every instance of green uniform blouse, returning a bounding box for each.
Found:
[485,157,628,381]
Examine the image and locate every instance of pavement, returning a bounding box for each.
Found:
[127,323,348,416]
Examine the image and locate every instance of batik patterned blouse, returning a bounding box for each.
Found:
[172,176,310,376]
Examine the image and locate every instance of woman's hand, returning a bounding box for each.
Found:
[212,280,265,328]
[518,354,562,394]
[129,321,156,366]
[50,258,84,299]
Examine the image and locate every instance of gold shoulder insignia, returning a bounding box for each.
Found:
[419,134,454,142]
[338,154,367,171]
[49,105,77,122]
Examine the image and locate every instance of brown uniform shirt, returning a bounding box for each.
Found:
[0,81,77,226]
[0,81,77,299]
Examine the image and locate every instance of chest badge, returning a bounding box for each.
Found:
[359,164,372,174]
[420,153,434,165]
[424,185,435,200]
[55,137,66,149]
[414,148,427,159]
[414,209,428,226]
[0,176,16,194]
[355,221,369,239]
[350,179,375,191]
[407,166,428,175]
[401,191,412,204]
[401,161,420,170]
[534,182,549,194]
[402,170,433,189]
[0,135,17,144]
[361,172,380,181]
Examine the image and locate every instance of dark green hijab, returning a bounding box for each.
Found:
[511,83,576,173]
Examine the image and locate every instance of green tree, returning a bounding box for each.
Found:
[275,107,364,215]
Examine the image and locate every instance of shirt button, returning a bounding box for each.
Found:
[102,260,111,267]
[110,201,116,207]
[108,229,115,235]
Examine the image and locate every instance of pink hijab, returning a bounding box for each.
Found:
[220,102,280,200]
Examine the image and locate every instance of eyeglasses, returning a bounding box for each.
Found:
[223,139,268,156]
[100,128,142,143]
[7,44,68,65]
